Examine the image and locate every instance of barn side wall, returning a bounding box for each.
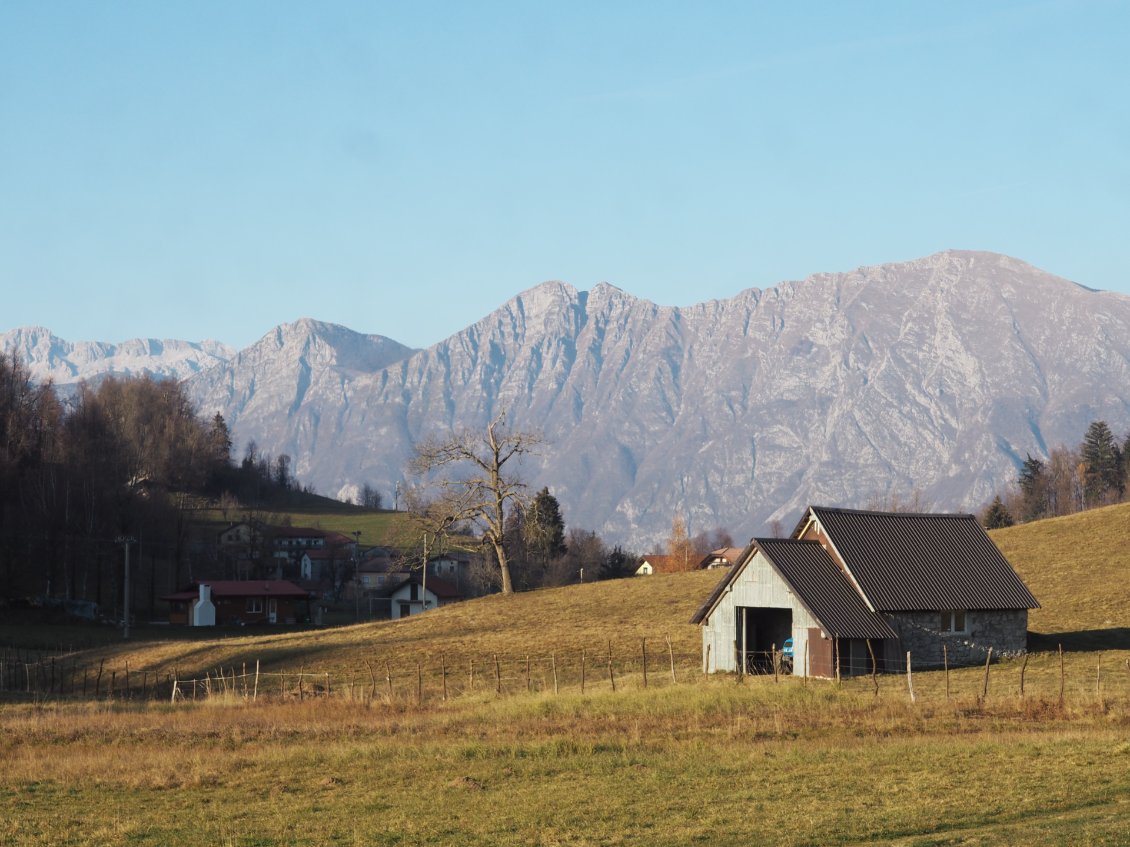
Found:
[882,609,1029,669]
[701,551,820,675]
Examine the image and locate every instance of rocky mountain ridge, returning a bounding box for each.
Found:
[2,325,235,386]
[10,251,1129,547]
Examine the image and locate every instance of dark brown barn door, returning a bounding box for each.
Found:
[807,628,834,678]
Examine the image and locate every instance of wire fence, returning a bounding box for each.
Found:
[2,641,1127,708]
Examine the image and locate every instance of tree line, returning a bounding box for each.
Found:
[0,353,312,613]
[982,419,1130,528]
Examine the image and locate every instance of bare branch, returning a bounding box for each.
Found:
[405,413,544,594]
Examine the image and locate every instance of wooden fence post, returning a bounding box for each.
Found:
[526,654,531,693]
[943,644,950,700]
[867,639,878,697]
[641,639,648,689]
[771,643,779,684]
[666,636,677,684]
[704,644,710,679]
[607,641,616,692]
[552,652,559,695]
[494,654,501,695]
[469,659,475,692]
[441,655,448,702]
[1019,652,1029,697]
[980,647,993,701]
[364,660,375,702]
[1097,652,1103,709]
[1058,644,1065,708]
[95,659,104,698]
[581,649,587,694]
[254,660,261,701]
[416,660,422,704]
[385,659,393,701]
[905,652,916,703]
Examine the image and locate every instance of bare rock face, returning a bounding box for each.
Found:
[12,251,1129,548]
[186,318,417,479]
[182,251,1130,548]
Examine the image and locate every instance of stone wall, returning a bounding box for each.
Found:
[883,609,1029,669]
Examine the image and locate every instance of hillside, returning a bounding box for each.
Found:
[28,500,1127,684]
[68,570,718,683]
[991,500,1130,647]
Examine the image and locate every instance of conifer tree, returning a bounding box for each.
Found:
[981,495,1014,530]
[1081,420,1122,505]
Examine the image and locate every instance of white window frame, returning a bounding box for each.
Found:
[246,597,264,614]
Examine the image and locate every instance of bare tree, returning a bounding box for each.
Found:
[407,412,543,594]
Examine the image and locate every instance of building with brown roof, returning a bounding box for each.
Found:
[163,581,312,626]
[692,506,1038,678]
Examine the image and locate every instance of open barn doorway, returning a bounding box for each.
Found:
[736,607,793,674]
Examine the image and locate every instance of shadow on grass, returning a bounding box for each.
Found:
[1030,627,1130,652]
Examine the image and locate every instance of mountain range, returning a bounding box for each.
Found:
[7,250,1128,548]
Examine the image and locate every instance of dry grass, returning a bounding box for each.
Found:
[4,508,1130,844]
[2,677,1129,846]
[26,571,720,689]
[991,501,1130,642]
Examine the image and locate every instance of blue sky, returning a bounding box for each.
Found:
[2,1,1127,350]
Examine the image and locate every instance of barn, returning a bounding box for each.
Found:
[692,506,1039,677]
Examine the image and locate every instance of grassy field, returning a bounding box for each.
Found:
[195,504,419,550]
[2,504,1130,845]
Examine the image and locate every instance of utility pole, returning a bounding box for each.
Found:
[421,532,429,613]
[117,536,135,639]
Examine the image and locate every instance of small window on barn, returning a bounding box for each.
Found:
[940,610,968,633]
[246,598,263,614]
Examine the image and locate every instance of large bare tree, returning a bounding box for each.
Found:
[407,412,543,594]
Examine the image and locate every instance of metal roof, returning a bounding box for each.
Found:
[755,539,897,639]
[806,506,1039,612]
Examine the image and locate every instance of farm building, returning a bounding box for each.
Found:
[692,506,1039,678]
[164,581,312,626]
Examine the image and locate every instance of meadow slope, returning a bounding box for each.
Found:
[2,506,1129,846]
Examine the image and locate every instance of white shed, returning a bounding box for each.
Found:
[691,539,895,678]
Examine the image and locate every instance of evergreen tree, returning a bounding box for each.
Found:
[981,496,1014,529]
[1017,453,1048,521]
[1081,420,1122,505]
[524,487,567,562]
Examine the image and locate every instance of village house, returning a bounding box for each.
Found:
[695,547,745,570]
[163,581,312,626]
[692,506,1039,678]
[634,555,675,575]
[386,573,464,620]
[636,547,743,575]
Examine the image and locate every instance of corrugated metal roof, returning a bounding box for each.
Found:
[808,507,1039,612]
[755,539,897,639]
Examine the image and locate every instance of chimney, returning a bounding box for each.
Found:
[192,583,216,627]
